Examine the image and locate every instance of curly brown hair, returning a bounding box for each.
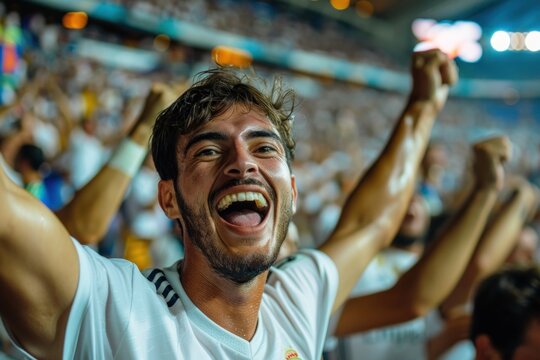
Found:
[151,68,296,181]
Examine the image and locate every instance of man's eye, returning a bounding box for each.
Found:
[257,145,277,153]
[196,148,219,157]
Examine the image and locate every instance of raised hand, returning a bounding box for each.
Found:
[129,82,185,145]
[138,82,184,127]
[472,136,512,191]
[409,49,458,111]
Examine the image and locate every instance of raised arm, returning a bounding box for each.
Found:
[440,178,537,318]
[0,138,77,359]
[55,83,178,245]
[319,50,458,311]
[334,137,511,335]
[45,76,76,152]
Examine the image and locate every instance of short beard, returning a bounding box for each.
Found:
[174,181,293,284]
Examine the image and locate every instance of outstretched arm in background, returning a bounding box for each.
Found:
[334,136,511,335]
[319,49,458,312]
[55,83,179,245]
[440,178,538,318]
[425,179,537,360]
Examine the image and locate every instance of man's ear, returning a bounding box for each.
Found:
[290,174,298,214]
[158,180,180,219]
[475,334,502,360]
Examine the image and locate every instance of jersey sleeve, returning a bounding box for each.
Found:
[266,249,339,356]
[61,239,142,358]
[3,239,139,359]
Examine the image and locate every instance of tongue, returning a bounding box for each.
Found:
[223,209,262,227]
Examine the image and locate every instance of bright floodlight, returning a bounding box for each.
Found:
[525,31,540,51]
[491,31,510,51]
[459,42,482,62]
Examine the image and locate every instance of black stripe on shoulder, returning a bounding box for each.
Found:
[154,275,167,289]
[167,294,180,308]
[162,285,174,299]
[274,255,297,269]
[146,269,164,282]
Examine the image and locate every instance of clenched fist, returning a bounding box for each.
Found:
[139,82,186,128]
[472,136,512,191]
[409,49,458,112]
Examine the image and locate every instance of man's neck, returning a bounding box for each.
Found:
[178,252,267,341]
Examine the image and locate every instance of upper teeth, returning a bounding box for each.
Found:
[217,191,268,211]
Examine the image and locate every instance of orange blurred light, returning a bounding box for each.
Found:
[62,12,88,30]
[211,46,252,68]
[153,34,170,52]
[330,0,350,11]
[356,0,374,17]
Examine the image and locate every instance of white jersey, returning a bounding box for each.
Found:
[8,240,338,359]
[340,248,424,360]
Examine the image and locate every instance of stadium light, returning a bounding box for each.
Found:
[62,12,88,30]
[525,31,540,52]
[412,19,483,62]
[491,31,510,52]
[330,0,350,11]
[211,46,252,68]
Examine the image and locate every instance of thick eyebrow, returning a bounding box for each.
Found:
[184,132,227,156]
[245,129,282,143]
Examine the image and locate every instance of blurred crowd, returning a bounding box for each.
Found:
[1,4,540,263]
[1,2,540,359]
[126,0,398,68]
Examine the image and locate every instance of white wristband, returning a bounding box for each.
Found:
[108,139,147,177]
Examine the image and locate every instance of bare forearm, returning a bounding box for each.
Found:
[396,186,497,316]
[330,101,437,241]
[335,187,496,335]
[321,100,439,311]
[55,167,130,244]
[441,188,531,313]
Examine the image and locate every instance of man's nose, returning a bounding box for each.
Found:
[224,145,259,177]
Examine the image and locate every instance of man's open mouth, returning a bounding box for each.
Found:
[216,191,269,227]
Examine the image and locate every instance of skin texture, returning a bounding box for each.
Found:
[320,49,458,312]
[335,137,510,336]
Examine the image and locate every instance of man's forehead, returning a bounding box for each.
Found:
[183,108,277,139]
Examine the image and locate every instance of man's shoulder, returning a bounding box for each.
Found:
[272,248,329,271]
[266,248,338,292]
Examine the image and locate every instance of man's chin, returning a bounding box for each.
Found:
[210,251,277,285]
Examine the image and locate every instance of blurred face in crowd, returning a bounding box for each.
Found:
[472,267,540,360]
[422,143,448,186]
[476,319,540,360]
[82,118,97,136]
[391,194,430,249]
[512,319,540,360]
[507,227,539,265]
[169,104,297,283]
[399,194,430,238]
